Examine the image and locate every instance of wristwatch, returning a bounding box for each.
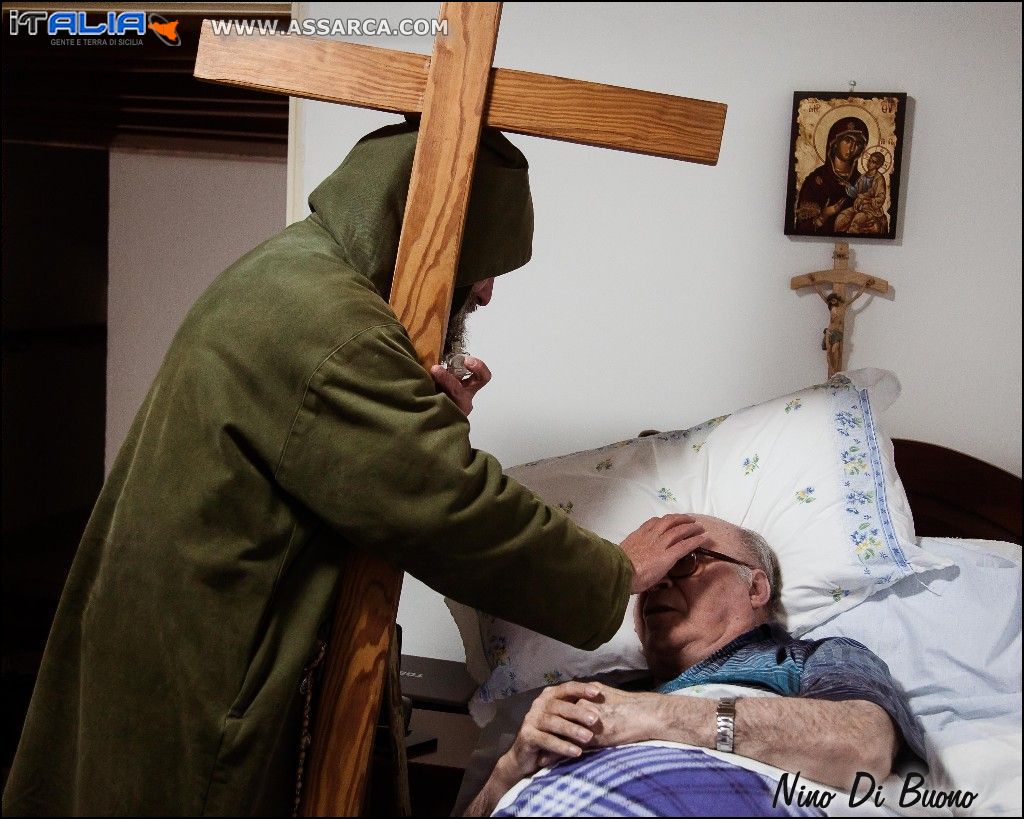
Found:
[715,697,737,753]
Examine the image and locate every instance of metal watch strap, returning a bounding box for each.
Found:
[715,697,737,753]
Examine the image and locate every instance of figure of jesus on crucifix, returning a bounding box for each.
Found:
[792,242,890,378]
[823,291,851,375]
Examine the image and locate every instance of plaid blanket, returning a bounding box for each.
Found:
[492,744,826,817]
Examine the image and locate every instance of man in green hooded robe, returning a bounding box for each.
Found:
[3,122,706,816]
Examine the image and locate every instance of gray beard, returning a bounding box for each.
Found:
[442,295,478,359]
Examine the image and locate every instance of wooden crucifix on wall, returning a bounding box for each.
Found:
[790,242,890,377]
[194,4,727,814]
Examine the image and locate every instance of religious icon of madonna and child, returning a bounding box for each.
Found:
[785,92,907,240]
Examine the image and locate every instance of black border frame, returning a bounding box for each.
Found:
[784,91,907,240]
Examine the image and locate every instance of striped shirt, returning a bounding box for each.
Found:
[656,622,926,763]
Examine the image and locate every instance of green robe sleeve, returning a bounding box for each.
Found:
[274,320,633,650]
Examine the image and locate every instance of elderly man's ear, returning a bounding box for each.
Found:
[749,571,773,612]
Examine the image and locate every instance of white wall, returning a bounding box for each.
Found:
[107,149,286,470]
[297,1,1022,661]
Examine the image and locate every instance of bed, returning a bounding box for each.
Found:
[443,370,1022,817]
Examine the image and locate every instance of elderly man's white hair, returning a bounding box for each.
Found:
[734,526,784,623]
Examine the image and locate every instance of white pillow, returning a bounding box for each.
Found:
[448,369,951,722]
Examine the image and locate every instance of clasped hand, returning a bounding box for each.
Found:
[495,681,666,786]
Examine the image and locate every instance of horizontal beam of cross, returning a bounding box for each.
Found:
[790,269,890,294]
[194,19,726,164]
[790,243,889,294]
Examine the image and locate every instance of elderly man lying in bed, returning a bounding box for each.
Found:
[467,514,925,816]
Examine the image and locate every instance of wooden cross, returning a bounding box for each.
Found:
[194,4,726,814]
[790,242,890,377]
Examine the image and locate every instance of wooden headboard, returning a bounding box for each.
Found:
[892,439,1022,545]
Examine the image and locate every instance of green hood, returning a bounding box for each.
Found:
[308,119,534,299]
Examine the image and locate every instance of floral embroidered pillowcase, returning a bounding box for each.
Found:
[447,368,951,722]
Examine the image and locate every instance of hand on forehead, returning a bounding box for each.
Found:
[688,514,744,555]
[632,513,745,635]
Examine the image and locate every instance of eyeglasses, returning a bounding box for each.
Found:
[666,548,757,579]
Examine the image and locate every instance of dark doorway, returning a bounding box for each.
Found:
[2,6,290,783]
[2,142,109,781]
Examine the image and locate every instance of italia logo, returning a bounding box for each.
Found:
[8,10,181,45]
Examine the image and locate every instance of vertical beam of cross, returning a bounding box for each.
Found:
[299,5,502,815]
[390,4,502,363]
